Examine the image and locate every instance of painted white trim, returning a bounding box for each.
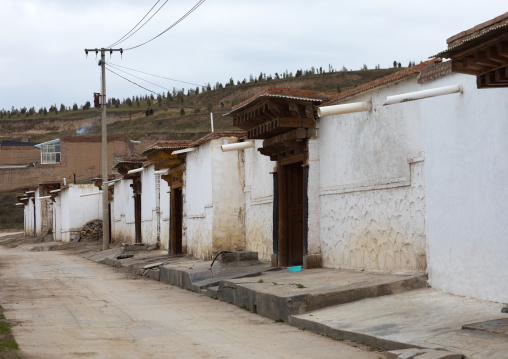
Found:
[320,177,411,196]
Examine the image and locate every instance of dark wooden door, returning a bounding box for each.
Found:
[135,193,142,243]
[286,162,304,266]
[174,188,183,254]
[279,162,304,267]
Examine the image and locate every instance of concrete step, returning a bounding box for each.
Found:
[207,286,219,299]
[216,268,428,323]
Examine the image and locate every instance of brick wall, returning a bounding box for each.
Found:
[0,146,40,165]
[418,61,453,84]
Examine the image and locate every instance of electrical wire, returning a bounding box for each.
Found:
[106,68,158,95]
[108,0,160,48]
[109,0,170,48]
[123,0,206,51]
[105,64,171,92]
[108,62,204,87]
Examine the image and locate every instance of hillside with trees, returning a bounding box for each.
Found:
[0,65,408,150]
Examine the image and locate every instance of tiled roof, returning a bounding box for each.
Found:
[188,131,247,148]
[1,141,39,147]
[113,157,146,168]
[142,140,192,155]
[446,12,508,49]
[61,135,129,143]
[228,87,335,115]
[322,59,442,105]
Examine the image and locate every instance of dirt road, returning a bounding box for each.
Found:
[0,241,384,359]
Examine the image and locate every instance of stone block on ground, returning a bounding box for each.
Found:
[386,348,463,359]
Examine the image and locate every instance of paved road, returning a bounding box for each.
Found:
[0,242,384,359]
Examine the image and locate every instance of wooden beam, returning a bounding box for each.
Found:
[486,45,508,64]
[168,163,186,174]
[462,56,490,73]
[452,60,482,76]
[277,117,315,128]
[474,51,501,68]
[497,41,508,60]
[477,75,508,89]
[495,67,508,82]
[263,128,308,148]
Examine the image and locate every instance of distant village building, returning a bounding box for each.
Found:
[0,135,134,192]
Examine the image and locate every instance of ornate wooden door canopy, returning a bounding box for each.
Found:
[434,13,508,89]
[228,87,333,161]
[142,140,192,188]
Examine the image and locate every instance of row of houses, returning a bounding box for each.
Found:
[17,13,508,304]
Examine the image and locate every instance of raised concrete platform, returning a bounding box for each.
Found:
[291,288,508,359]
[216,268,427,323]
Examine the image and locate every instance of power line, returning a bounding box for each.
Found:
[106,67,158,95]
[109,0,170,48]
[108,0,161,48]
[105,64,172,92]
[124,0,206,51]
[108,62,204,87]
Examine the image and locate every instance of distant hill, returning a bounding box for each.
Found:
[0,67,403,153]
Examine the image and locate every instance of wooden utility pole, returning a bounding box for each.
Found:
[84,48,123,250]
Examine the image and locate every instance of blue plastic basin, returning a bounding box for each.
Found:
[288,266,302,272]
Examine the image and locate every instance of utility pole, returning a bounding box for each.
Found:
[84,48,123,250]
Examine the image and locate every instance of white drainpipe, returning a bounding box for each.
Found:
[172,147,197,155]
[383,84,463,106]
[317,101,371,117]
[221,141,255,152]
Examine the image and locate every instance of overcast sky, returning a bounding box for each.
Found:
[0,1,506,111]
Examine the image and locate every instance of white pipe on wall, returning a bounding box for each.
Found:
[154,169,169,175]
[15,203,24,206]
[80,191,102,197]
[38,196,52,200]
[221,141,255,152]
[127,167,144,175]
[317,101,371,117]
[383,84,463,106]
[50,189,61,193]
[172,147,197,155]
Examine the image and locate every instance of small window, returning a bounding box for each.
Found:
[38,139,61,164]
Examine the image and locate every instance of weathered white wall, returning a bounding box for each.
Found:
[422,73,508,303]
[160,179,170,251]
[53,195,62,241]
[24,199,35,236]
[185,141,213,259]
[34,188,53,237]
[318,78,426,273]
[211,137,245,253]
[243,140,274,261]
[141,165,157,246]
[111,179,135,243]
[60,184,102,242]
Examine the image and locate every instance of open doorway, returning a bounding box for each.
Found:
[134,193,142,244]
[170,187,183,254]
[278,161,304,267]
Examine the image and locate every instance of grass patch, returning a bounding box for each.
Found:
[239,305,250,311]
[290,283,306,289]
[275,319,284,323]
[0,322,10,335]
[0,304,21,357]
[0,340,19,351]
[257,279,263,283]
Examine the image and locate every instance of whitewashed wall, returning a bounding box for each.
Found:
[422,73,508,303]
[60,184,102,242]
[243,140,274,261]
[317,78,426,273]
[53,195,62,241]
[211,137,245,254]
[141,165,157,246]
[160,179,170,251]
[34,188,53,237]
[184,137,245,259]
[111,179,135,243]
[185,141,213,259]
[24,198,35,236]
